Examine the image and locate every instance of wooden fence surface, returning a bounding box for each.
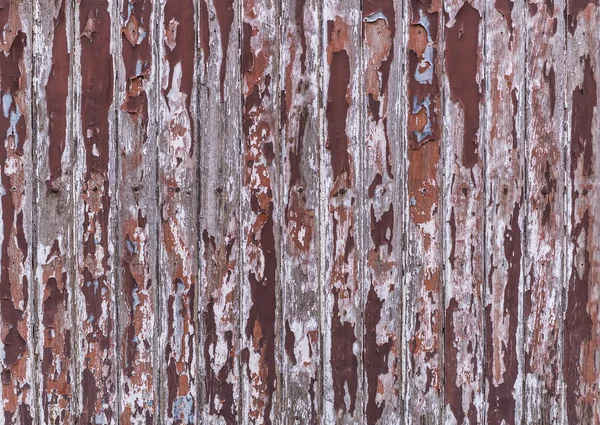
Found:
[0,0,597,423]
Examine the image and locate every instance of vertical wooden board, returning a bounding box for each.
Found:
[442,0,486,423]
[564,1,600,423]
[278,0,321,421]
[320,1,362,423]
[73,0,119,421]
[117,0,158,422]
[157,0,198,422]
[240,0,280,422]
[524,0,566,422]
[483,0,526,422]
[362,0,402,423]
[404,0,443,421]
[197,0,241,422]
[0,0,34,423]
[34,0,75,422]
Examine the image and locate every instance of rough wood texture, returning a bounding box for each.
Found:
[10,1,600,424]
[321,2,363,423]
[73,0,119,422]
[404,0,442,422]
[524,0,566,422]
[362,0,402,423]
[564,1,600,423]
[239,0,280,422]
[484,0,526,422]
[0,1,34,423]
[34,0,74,422]
[117,0,158,421]
[198,0,241,423]
[157,0,198,422]
[279,0,321,421]
[442,0,486,423]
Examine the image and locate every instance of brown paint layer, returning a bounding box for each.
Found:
[445,3,481,168]
[326,28,359,415]
[214,0,234,98]
[204,296,236,424]
[408,0,440,147]
[79,0,115,421]
[45,0,69,187]
[486,202,521,424]
[565,56,597,424]
[0,24,32,423]
[567,0,594,33]
[163,0,195,150]
[242,5,278,422]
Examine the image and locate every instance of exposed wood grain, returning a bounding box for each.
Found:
[0,1,34,423]
[321,1,362,423]
[362,0,402,423]
[524,0,566,422]
[12,3,600,423]
[564,1,600,423]
[73,0,119,421]
[117,0,158,422]
[484,0,526,422]
[157,0,198,422]
[240,0,280,422]
[34,0,75,422]
[278,0,321,421]
[198,0,241,422]
[404,0,443,421]
[442,0,486,423]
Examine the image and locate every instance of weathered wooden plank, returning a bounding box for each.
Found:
[117,0,158,422]
[0,1,34,423]
[524,0,566,422]
[442,0,486,423]
[362,0,402,423]
[404,0,443,421]
[278,0,321,421]
[564,1,600,423]
[240,0,280,422]
[483,0,526,422]
[321,1,363,423]
[197,0,241,422]
[73,0,119,421]
[34,0,75,422]
[157,0,198,422]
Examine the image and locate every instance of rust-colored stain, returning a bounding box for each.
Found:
[11,0,600,423]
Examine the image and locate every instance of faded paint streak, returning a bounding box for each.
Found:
[0,15,33,421]
[162,0,195,152]
[159,0,197,421]
[202,231,238,424]
[45,0,69,187]
[485,0,524,420]
[363,0,400,422]
[405,0,443,421]
[443,1,485,423]
[486,203,522,424]
[198,0,241,421]
[214,0,234,98]
[241,0,278,422]
[119,0,156,421]
[524,0,565,421]
[445,2,482,169]
[408,0,440,147]
[78,0,116,423]
[565,55,599,425]
[280,0,320,419]
[40,244,72,425]
[326,17,359,417]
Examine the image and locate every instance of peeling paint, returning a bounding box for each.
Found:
[241,0,278,422]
